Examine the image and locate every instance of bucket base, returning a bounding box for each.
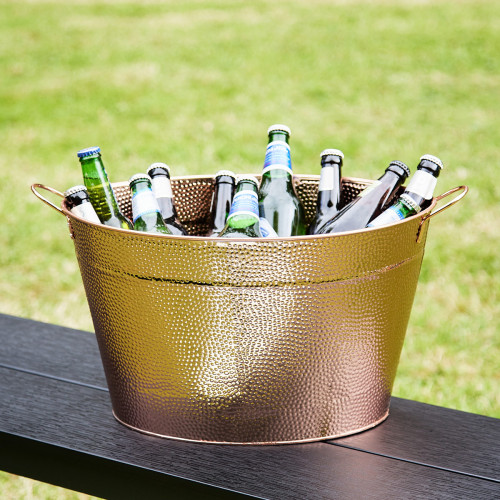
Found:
[112,409,389,445]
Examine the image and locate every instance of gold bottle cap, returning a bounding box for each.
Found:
[320,149,344,159]
[267,124,291,136]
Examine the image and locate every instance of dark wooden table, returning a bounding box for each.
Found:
[0,313,498,499]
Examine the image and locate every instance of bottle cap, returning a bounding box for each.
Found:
[237,175,259,186]
[420,154,444,170]
[387,160,411,178]
[64,185,88,198]
[77,147,100,158]
[147,163,171,177]
[129,173,151,185]
[267,124,291,136]
[215,170,236,179]
[320,149,344,159]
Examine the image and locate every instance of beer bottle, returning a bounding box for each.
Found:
[218,176,263,238]
[129,174,172,235]
[367,154,443,228]
[317,160,410,234]
[258,124,306,237]
[64,185,101,224]
[307,149,344,235]
[146,163,187,235]
[77,147,132,230]
[207,170,236,237]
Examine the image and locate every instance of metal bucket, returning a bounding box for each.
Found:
[33,176,467,444]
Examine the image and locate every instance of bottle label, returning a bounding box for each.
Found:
[259,217,278,238]
[132,189,161,223]
[318,166,336,191]
[71,203,101,224]
[262,141,292,174]
[358,180,381,197]
[151,176,173,199]
[406,170,437,200]
[227,190,259,221]
[368,205,406,227]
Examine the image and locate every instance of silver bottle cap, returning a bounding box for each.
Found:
[237,175,259,186]
[147,162,170,174]
[215,170,236,179]
[420,154,444,170]
[129,173,151,185]
[320,149,344,159]
[64,185,88,197]
[267,124,291,136]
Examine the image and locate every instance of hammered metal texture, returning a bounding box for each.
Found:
[65,175,431,444]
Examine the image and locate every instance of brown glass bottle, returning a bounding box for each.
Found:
[207,170,236,237]
[307,149,344,235]
[317,160,410,234]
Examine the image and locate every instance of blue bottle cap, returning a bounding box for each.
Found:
[77,147,101,158]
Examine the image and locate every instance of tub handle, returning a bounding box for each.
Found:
[31,184,65,215]
[417,185,469,243]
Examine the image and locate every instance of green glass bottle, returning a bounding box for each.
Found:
[146,163,188,235]
[368,154,443,228]
[307,149,344,235]
[77,147,132,230]
[258,124,306,237]
[218,176,263,238]
[129,174,172,235]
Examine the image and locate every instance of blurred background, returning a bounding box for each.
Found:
[1,0,498,497]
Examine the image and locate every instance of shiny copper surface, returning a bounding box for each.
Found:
[64,175,432,444]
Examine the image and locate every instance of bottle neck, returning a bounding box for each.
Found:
[227,182,259,228]
[211,180,235,231]
[268,130,289,144]
[404,168,438,202]
[80,153,122,216]
[262,131,292,178]
[317,156,342,204]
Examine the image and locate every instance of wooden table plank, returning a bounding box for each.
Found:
[331,398,500,482]
[1,314,499,487]
[2,367,498,500]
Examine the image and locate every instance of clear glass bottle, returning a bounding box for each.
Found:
[64,185,101,224]
[77,147,132,230]
[258,124,306,237]
[146,163,187,235]
[307,149,344,235]
[218,176,262,238]
[368,155,443,228]
[317,160,411,234]
[207,170,236,237]
[129,174,171,235]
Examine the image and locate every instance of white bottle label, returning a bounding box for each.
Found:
[259,217,278,238]
[227,190,259,221]
[318,166,338,191]
[262,141,292,174]
[368,206,405,227]
[406,170,437,200]
[71,203,101,224]
[151,176,173,199]
[132,189,161,223]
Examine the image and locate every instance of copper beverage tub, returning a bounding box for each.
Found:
[33,175,467,444]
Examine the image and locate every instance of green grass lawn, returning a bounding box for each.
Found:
[1,0,499,497]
